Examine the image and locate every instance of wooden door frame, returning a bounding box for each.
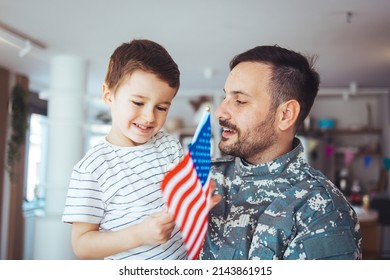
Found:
[0,67,10,258]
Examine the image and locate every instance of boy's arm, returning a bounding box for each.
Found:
[71,210,176,259]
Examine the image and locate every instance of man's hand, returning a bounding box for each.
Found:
[209,180,222,210]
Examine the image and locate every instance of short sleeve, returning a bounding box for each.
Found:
[62,165,104,225]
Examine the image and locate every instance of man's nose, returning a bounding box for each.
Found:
[215,98,230,120]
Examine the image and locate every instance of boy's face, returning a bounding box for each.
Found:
[103,70,177,147]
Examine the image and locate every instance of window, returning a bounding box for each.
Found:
[25,113,48,202]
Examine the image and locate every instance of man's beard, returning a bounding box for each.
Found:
[218,111,277,162]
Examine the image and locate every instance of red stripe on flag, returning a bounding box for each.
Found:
[161,153,191,191]
[161,151,210,259]
[188,216,208,259]
[186,205,208,258]
[182,178,209,241]
[162,154,199,222]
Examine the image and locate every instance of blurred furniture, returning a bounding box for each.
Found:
[370,194,390,259]
[354,206,379,259]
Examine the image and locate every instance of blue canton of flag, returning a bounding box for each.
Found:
[189,111,211,187]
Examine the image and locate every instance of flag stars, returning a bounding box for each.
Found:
[189,113,211,187]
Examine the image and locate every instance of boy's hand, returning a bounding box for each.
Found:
[139,210,175,245]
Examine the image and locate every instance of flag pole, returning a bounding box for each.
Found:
[192,107,210,144]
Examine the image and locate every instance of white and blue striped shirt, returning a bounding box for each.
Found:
[63,131,187,260]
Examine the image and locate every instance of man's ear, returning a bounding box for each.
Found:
[102,83,113,105]
[276,99,300,131]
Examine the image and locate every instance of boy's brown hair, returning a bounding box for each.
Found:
[104,39,180,93]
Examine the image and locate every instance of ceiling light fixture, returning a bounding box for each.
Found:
[0,21,47,57]
[18,40,32,57]
[346,11,352,24]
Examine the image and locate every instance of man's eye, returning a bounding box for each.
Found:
[236,100,246,105]
[132,101,143,106]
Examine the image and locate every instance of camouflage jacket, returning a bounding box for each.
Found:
[200,138,362,260]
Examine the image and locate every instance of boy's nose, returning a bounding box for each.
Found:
[142,108,155,123]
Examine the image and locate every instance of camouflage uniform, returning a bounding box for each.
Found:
[201,138,362,260]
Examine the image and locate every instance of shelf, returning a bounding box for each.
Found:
[322,128,382,135]
[298,128,382,137]
[334,150,382,157]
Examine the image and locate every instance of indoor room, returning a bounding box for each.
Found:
[1,0,390,262]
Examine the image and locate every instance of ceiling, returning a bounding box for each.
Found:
[1,0,390,97]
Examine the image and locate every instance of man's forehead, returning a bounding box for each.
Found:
[224,62,272,95]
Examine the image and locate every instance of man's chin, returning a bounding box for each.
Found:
[219,142,236,156]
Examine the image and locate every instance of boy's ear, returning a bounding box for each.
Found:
[102,83,113,105]
[276,99,300,131]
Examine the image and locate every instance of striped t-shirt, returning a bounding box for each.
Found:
[62,131,187,260]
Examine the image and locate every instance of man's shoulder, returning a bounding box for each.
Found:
[299,166,355,213]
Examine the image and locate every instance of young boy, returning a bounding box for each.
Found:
[62,39,187,260]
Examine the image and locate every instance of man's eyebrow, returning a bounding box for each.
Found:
[223,89,251,97]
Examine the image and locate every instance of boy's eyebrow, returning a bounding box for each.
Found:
[131,94,148,99]
[131,94,172,105]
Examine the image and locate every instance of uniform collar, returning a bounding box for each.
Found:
[235,137,305,177]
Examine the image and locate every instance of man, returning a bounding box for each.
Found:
[200,45,362,260]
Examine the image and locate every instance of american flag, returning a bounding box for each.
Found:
[161,109,211,259]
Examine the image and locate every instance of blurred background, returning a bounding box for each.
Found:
[1,0,390,260]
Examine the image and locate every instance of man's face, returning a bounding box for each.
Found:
[215,62,278,164]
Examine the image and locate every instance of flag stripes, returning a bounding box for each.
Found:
[161,152,210,259]
[161,109,211,260]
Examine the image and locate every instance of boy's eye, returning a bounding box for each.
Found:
[132,101,143,106]
[157,106,168,112]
